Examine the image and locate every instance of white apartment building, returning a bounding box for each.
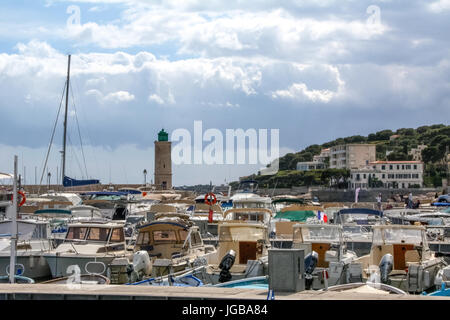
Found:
[330,144,376,169]
[349,161,424,189]
[297,148,330,171]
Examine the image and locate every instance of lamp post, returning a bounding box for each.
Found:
[143,169,147,186]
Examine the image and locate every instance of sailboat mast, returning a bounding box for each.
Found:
[62,54,71,185]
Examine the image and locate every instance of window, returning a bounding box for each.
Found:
[191,232,202,246]
[153,230,177,243]
[402,165,405,170]
[414,165,417,170]
[406,165,411,170]
[397,165,400,170]
[363,174,366,179]
[110,228,124,242]
[66,227,88,240]
[382,165,385,170]
[382,174,385,179]
[137,232,150,245]
[87,227,110,241]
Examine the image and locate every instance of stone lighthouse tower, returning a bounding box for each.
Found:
[154,129,172,190]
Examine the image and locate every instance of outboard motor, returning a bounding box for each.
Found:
[218,250,236,283]
[304,251,318,290]
[127,250,152,283]
[379,253,393,284]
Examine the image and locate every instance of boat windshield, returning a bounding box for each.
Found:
[293,226,341,243]
[87,227,111,242]
[226,212,266,222]
[339,214,381,225]
[373,228,424,245]
[219,226,265,242]
[66,227,88,240]
[234,202,269,209]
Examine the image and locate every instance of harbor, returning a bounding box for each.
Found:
[1,2,450,311]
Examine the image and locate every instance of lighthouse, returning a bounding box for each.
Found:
[154,129,172,190]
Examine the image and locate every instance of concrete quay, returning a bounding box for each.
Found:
[0,284,448,300]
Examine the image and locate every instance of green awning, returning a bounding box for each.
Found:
[274,210,315,222]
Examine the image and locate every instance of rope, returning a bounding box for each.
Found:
[70,82,89,179]
[38,81,66,193]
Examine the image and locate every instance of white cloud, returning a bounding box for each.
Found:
[104,91,135,103]
[429,0,450,13]
[148,94,164,105]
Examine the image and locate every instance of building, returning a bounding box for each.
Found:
[297,148,330,171]
[313,148,330,163]
[408,144,427,161]
[296,161,326,171]
[349,160,424,189]
[330,144,376,170]
[154,129,172,190]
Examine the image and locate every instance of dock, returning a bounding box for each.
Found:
[0,284,448,300]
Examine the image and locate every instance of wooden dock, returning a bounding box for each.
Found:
[0,284,448,300]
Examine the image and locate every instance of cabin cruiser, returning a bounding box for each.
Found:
[43,221,128,278]
[125,213,217,284]
[271,204,323,239]
[333,208,384,227]
[196,221,271,285]
[189,203,224,237]
[0,218,53,280]
[353,225,447,293]
[292,224,360,289]
[229,180,262,203]
[223,208,272,225]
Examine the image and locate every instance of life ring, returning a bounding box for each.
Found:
[11,191,26,207]
[204,192,217,205]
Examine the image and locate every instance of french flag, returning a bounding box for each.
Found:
[317,211,328,223]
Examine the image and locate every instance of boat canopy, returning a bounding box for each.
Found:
[272,198,305,205]
[63,176,100,187]
[35,208,72,216]
[273,210,316,222]
[432,202,450,207]
[337,208,383,217]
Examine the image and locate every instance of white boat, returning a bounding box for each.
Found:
[127,213,217,283]
[353,224,447,293]
[43,221,129,278]
[196,221,271,285]
[292,223,360,289]
[0,219,53,280]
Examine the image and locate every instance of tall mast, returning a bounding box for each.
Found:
[62,54,71,185]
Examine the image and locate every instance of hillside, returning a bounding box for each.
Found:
[235,124,450,189]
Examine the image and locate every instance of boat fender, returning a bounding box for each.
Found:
[379,253,393,284]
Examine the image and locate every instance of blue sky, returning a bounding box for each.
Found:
[1,0,450,186]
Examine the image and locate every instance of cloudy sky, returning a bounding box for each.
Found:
[0,0,449,186]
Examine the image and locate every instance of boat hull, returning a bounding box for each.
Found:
[44,254,117,278]
[0,254,51,280]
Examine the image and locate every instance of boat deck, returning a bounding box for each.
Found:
[0,284,448,300]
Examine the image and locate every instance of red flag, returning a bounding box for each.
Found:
[323,214,328,223]
[208,209,213,223]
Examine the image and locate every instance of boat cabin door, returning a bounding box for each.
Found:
[239,241,257,264]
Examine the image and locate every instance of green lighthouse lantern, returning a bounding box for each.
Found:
[158,129,169,142]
